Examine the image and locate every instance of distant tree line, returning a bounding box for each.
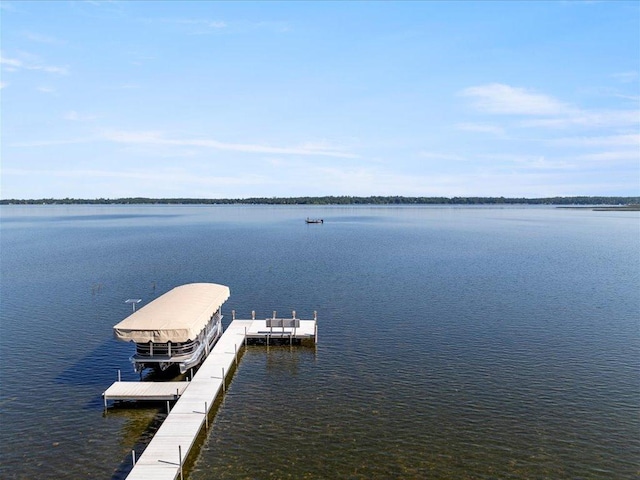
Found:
[1,196,638,206]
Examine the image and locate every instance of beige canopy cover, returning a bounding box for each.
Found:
[113,283,230,343]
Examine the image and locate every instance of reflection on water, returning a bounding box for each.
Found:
[0,205,638,479]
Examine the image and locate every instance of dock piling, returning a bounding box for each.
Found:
[179,445,183,480]
[131,450,136,466]
[117,369,121,382]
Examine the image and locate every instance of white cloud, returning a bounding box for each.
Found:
[295,166,596,198]
[613,93,640,102]
[460,83,639,131]
[475,149,638,171]
[417,151,467,162]
[3,167,265,185]
[460,83,572,116]
[113,83,140,89]
[23,32,65,45]
[142,16,291,36]
[251,21,291,34]
[551,134,640,147]
[611,71,638,83]
[0,52,68,75]
[2,166,270,199]
[0,54,22,71]
[520,109,639,129]
[64,110,98,121]
[39,64,67,74]
[577,150,640,163]
[8,138,97,147]
[455,122,506,136]
[102,130,360,159]
[171,18,227,28]
[477,153,576,171]
[142,17,228,35]
[180,19,227,35]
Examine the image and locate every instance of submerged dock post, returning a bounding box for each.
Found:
[117,369,121,382]
[234,343,237,365]
[222,367,225,392]
[131,450,136,466]
[205,401,208,429]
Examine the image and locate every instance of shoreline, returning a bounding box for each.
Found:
[557,205,640,211]
[1,196,639,206]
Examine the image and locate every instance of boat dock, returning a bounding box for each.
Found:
[104,311,317,480]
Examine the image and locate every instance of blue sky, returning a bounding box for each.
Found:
[1,1,639,199]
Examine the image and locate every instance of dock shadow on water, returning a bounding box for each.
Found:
[105,404,167,480]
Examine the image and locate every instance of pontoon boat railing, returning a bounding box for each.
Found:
[134,340,199,358]
[133,311,222,360]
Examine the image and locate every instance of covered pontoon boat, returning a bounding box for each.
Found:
[113,283,230,374]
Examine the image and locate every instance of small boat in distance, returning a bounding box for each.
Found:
[113,283,230,374]
[305,218,324,224]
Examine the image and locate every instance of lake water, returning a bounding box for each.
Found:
[0,205,638,479]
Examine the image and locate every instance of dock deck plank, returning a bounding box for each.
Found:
[103,381,191,402]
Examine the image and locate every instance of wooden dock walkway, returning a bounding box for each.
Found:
[115,315,316,480]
